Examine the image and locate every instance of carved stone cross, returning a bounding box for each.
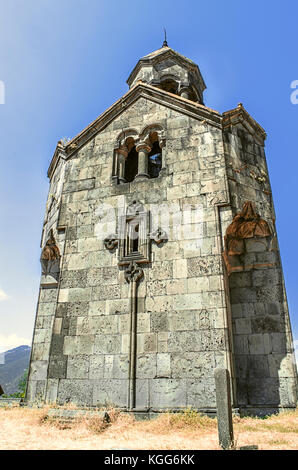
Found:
[104,200,167,409]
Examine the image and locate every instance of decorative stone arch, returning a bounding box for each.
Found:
[112,129,139,184]
[177,82,200,102]
[116,128,139,146]
[223,201,273,275]
[112,125,166,183]
[156,74,179,95]
[138,124,166,179]
[139,123,165,145]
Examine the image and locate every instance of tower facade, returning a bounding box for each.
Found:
[26,45,297,416]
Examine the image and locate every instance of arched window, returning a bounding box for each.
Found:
[159,79,178,95]
[148,141,162,178]
[113,127,165,184]
[124,145,138,182]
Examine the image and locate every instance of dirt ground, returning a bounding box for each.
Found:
[0,405,297,450]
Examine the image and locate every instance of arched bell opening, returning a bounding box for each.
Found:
[158,78,178,95]
[124,145,138,182]
[148,140,162,179]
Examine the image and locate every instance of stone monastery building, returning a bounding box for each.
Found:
[26,41,298,416]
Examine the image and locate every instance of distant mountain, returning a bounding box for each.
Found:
[0,345,31,395]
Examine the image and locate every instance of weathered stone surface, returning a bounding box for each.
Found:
[47,408,108,421]
[57,379,94,405]
[214,369,234,450]
[93,379,127,407]
[26,45,297,416]
[150,379,186,408]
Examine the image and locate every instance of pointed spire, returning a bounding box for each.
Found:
[162,27,168,47]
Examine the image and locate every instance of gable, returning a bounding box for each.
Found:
[48,83,221,179]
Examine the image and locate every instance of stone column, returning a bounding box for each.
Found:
[124,262,144,410]
[135,141,151,179]
[180,88,190,100]
[116,145,128,184]
[214,368,234,450]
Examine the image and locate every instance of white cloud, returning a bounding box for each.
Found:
[0,288,9,301]
[0,334,31,354]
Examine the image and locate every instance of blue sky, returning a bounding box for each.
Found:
[0,0,297,356]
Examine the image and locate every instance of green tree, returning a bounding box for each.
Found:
[17,369,28,396]
[6,369,29,398]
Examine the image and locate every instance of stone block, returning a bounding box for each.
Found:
[29,360,48,381]
[168,331,201,353]
[251,316,283,334]
[150,312,168,332]
[247,377,280,405]
[92,284,121,300]
[136,354,156,378]
[94,334,121,354]
[45,379,59,404]
[60,269,87,289]
[39,288,58,303]
[57,379,94,406]
[89,354,104,379]
[173,259,188,278]
[137,313,150,333]
[187,255,221,277]
[150,379,186,408]
[248,334,271,355]
[53,318,62,335]
[63,335,94,355]
[233,336,249,355]
[271,333,287,354]
[156,353,171,378]
[168,312,195,331]
[187,277,209,293]
[230,287,257,304]
[235,318,251,335]
[186,377,216,408]
[88,301,106,316]
[38,302,56,317]
[135,379,149,408]
[171,352,214,379]
[67,355,90,379]
[248,355,270,378]
[93,379,127,407]
[48,356,67,379]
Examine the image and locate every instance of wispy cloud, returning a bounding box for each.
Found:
[0,288,9,301]
[0,334,31,354]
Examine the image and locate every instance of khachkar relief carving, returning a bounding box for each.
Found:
[223,201,273,275]
[40,229,61,286]
[104,200,167,410]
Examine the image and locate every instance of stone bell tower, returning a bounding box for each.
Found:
[26,42,297,416]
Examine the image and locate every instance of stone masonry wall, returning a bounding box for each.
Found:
[27,158,66,402]
[27,96,233,410]
[224,123,297,413]
[27,95,297,414]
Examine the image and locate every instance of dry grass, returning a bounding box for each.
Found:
[0,405,297,450]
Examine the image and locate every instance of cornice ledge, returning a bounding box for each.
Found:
[47,142,67,180]
[222,103,267,141]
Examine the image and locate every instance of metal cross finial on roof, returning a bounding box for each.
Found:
[162,27,168,47]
